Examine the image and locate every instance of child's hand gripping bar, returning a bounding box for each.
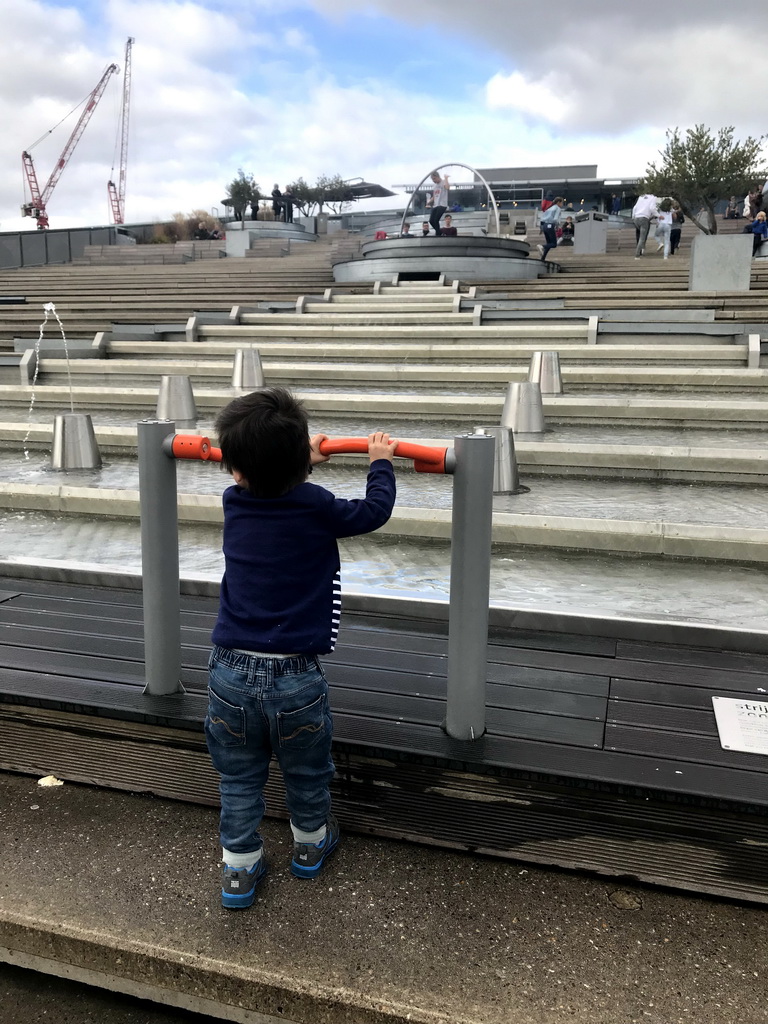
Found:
[167,434,454,474]
[318,437,453,474]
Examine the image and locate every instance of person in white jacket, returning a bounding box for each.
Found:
[632,193,659,258]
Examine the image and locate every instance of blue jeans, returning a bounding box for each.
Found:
[541,224,558,259]
[205,646,334,855]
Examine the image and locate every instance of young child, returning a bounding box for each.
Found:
[205,387,397,909]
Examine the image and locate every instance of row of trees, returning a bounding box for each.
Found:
[641,125,766,234]
[222,171,356,224]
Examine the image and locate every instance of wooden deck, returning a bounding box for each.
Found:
[1,562,767,902]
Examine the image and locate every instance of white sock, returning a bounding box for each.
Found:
[291,822,327,844]
[223,847,263,870]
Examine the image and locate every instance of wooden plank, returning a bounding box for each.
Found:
[490,628,616,657]
[0,667,603,748]
[607,699,715,737]
[328,687,603,746]
[610,677,768,710]
[0,576,218,614]
[329,667,606,722]
[0,669,204,729]
[616,639,768,677]
[0,643,208,689]
[500,644,768,692]
[3,594,215,628]
[605,723,768,773]
[0,604,212,637]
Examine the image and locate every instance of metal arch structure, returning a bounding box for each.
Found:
[398,163,501,237]
[21,62,120,229]
[108,37,134,225]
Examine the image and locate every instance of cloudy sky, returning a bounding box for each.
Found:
[2,0,765,231]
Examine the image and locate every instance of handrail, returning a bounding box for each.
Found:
[142,420,491,738]
[319,437,450,474]
[168,434,453,474]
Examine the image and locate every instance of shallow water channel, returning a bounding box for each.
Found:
[3,450,767,528]
[2,507,768,630]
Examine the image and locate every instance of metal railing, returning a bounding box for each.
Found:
[137,421,496,742]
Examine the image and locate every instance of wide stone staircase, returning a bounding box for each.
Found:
[1,250,768,565]
[4,234,768,1024]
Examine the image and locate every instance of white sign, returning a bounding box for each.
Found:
[712,697,768,756]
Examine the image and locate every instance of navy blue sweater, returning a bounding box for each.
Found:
[211,460,396,654]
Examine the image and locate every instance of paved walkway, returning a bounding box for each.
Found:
[1,772,766,1024]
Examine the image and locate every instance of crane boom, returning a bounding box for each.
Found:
[108,38,134,225]
[22,61,119,228]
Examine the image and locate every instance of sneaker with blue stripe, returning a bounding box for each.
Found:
[221,856,267,909]
[290,815,340,879]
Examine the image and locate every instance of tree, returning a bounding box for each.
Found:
[285,174,356,216]
[221,170,261,226]
[315,173,356,214]
[641,125,766,235]
[285,177,316,216]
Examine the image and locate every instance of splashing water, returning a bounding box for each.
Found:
[22,302,74,460]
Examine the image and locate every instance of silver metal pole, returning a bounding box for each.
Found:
[445,428,495,741]
[137,420,183,695]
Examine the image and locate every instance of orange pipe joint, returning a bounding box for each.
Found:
[319,437,454,475]
[166,434,222,462]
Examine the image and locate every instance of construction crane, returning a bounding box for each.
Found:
[22,62,119,229]
[108,37,134,225]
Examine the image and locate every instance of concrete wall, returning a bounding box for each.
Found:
[689,234,754,292]
[0,226,116,269]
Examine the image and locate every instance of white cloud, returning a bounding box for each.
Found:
[485,71,569,124]
[309,0,768,135]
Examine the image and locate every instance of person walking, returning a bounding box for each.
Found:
[670,202,685,255]
[425,169,450,235]
[206,387,397,909]
[632,192,659,258]
[655,199,674,259]
[271,185,283,221]
[538,197,564,261]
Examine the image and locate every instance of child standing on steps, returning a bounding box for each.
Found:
[205,387,397,909]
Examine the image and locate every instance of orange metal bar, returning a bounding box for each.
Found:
[170,435,446,473]
[319,437,448,474]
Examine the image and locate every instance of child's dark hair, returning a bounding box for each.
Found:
[215,387,311,498]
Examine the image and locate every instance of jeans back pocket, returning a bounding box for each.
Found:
[205,687,246,748]
[277,693,327,750]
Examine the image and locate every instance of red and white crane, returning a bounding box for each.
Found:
[22,62,120,229]
[108,37,134,225]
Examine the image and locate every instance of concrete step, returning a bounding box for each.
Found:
[4,385,768,428]
[202,324,591,341]
[37,361,761,389]
[6,420,768,484]
[9,420,768,485]
[313,301,458,313]
[251,312,472,325]
[107,340,749,364]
